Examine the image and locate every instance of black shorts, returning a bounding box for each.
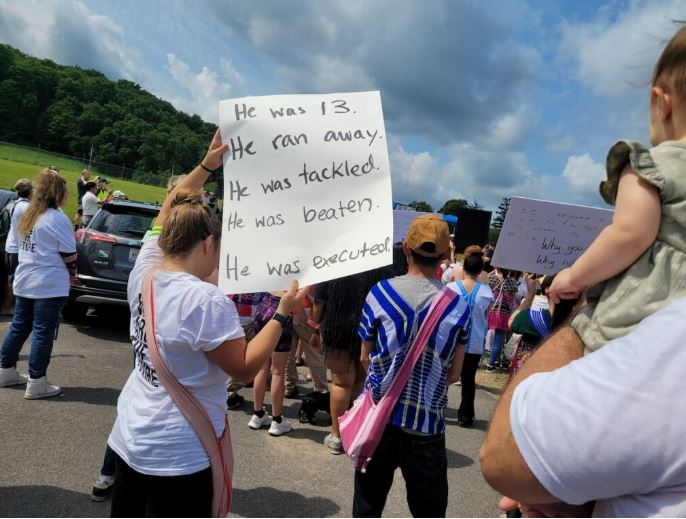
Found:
[254,293,293,353]
[6,253,18,283]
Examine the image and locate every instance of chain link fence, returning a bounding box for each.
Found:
[0,141,169,187]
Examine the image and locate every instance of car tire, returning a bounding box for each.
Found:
[63,302,89,322]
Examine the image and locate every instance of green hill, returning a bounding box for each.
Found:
[0,44,216,185]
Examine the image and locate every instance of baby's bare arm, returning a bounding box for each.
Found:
[550,167,661,303]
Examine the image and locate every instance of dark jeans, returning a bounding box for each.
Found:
[487,329,507,368]
[101,445,116,477]
[458,353,482,421]
[111,453,213,518]
[353,425,448,518]
[0,296,66,378]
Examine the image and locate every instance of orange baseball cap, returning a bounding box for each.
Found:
[405,214,451,258]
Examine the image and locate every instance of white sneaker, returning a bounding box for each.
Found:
[24,376,61,399]
[0,367,27,387]
[248,412,272,430]
[91,474,115,502]
[324,433,344,455]
[268,418,292,436]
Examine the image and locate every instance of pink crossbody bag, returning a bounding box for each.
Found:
[142,271,233,517]
[339,284,459,472]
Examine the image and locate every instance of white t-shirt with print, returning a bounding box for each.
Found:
[5,198,30,254]
[510,296,686,517]
[450,281,493,355]
[82,191,99,217]
[108,236,244,476]
[13,208,76,299]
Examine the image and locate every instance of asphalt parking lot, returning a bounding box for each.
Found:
[0,309,502,517]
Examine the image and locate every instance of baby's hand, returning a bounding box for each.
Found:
[548,268,582,304]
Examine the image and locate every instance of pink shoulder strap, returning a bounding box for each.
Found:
[141,270,232,516]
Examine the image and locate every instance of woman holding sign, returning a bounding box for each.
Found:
[107,130,301,517]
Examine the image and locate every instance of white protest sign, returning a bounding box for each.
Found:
[217,91,393,294]
[491,197,613,274]
[393,209,428,242]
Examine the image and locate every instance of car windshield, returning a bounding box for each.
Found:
[90,206,156,238]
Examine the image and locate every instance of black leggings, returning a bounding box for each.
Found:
[458,352,482,420]
[110,453,213,518]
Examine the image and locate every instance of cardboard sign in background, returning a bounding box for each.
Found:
[218,91,393,293]
[492,197,613,274]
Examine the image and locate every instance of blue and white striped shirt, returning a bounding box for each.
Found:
[359,275,470,435]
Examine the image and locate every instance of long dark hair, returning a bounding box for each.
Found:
[321,265,394,363]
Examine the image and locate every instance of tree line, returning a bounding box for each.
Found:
[0,44,215,187]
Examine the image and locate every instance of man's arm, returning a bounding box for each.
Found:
[480,326,584,503]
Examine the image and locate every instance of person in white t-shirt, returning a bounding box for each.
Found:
[107,130,301,517]
[3,178,33,315]
[446,245,493,428]
[81,182,100,226]
[480,299,686,517]
[0,168,76,399]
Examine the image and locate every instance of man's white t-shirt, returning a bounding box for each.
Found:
[82,191,99,218]
[108,236,244,476]
[5,198,29,254]
[13,208,76,299]
[510,297,686,517]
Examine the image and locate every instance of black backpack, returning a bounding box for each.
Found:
[0,190,21,252]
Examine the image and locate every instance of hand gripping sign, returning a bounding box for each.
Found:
[218,91,393,294]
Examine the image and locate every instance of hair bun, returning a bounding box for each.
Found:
[171,188,204,208]
[463,245,484,258]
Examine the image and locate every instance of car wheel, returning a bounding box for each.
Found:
[63,302,89,322]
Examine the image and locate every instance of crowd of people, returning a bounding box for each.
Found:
[75,168,126,229]
[1,24,686,519]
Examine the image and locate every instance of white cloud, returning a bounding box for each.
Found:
[220,58,245,85]
[483,105,536,150]
[559,0,684,99]
[165,54,236,122]
[389,140,561,211]
[562,153,605,195]
[204,0,541,145]
[0,0,142,81]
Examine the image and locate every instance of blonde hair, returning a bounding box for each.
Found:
[158,188,221,257]
[18,168,67,236]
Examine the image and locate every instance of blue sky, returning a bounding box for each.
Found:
[0,0,684,212]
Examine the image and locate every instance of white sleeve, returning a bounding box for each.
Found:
[180,294,244,351]
[127,236,163,302]
[56,212,76,253]
[132,235,163,274]
[510,299,686,505]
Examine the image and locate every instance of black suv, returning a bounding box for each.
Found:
[67,200,159,318]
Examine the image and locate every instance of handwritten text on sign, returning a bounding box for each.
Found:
[491,197,613,274]
[218,92,393,293]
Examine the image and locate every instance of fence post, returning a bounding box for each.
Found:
[121,163,126,180]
